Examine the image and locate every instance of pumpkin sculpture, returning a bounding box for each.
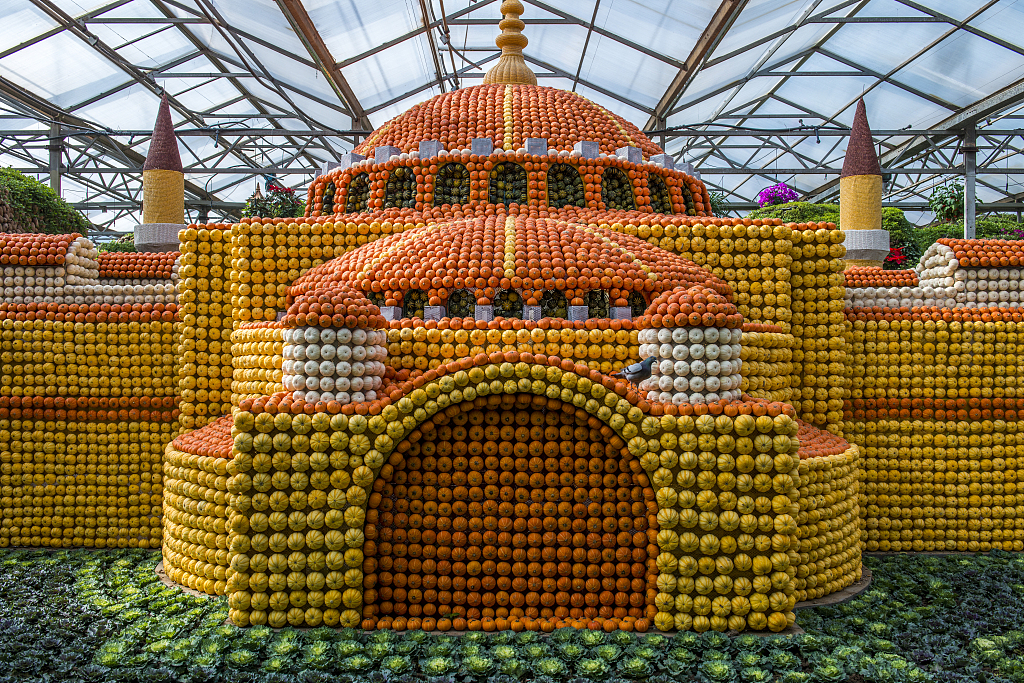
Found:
[159,1,866,635]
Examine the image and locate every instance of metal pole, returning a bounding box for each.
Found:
[48,123,62,195]
[964,125,977,239]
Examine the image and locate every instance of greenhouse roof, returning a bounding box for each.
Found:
[1,0,1023,233]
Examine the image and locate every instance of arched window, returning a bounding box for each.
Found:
[648,173,673,214]
[384,166,416,209]
[402,289,428,319]
[681,182,698,216]
[546,163,584,208]
[493,289,523,318]
[488,162,527,207]
[322,180,336,215]
[433,163,469,206]
[541,289,568,318]
[447,289,474,318]
[585,290,609,318]
[345,172,370,213]
[628,291,647,318]
[601,167,635,211]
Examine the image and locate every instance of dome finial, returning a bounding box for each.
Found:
[483,0,537,86]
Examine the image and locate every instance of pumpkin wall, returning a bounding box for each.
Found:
[0,237,181,549]
[843,306,1024,552]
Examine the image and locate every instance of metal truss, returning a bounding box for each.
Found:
[1,0,1023,234]
[642,0,1024,215]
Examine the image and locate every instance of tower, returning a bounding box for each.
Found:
[839,99,889,268]
[136,93,185,252]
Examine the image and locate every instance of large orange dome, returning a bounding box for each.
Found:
[355,84,663,159]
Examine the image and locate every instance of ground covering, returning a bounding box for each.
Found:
[0,550,1021,683]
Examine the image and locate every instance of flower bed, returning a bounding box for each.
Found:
[5,548,1024,682]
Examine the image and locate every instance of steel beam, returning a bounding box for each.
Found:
[48,122,61,195]
[417,0,447,92]
[645,0,749,130]
[275,0,370,129]
[965,126,977,238]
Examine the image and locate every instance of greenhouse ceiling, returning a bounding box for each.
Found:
[1,0,1023,235]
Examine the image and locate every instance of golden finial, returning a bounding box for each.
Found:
[483,0,537,86]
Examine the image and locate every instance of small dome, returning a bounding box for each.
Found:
[642,285,741,328]
[354,84,662,159]
[284,281,386,329]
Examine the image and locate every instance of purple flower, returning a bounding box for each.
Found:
[756,182,800,208]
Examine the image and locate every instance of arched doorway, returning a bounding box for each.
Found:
[361,392,657,631]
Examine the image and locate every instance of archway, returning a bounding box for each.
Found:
[547,163,585,208]
[385,166,416,209]
[322,180,337,215]
[488,162,528,207]
[361,392,657,632]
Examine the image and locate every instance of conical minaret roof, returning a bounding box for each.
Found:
[841,98,881,178]
[143,93,183,173]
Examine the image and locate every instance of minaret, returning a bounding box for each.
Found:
[840,99,889,268]
[483,0,537,86]
[136,93,185,252]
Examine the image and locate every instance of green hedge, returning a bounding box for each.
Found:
[0,167,90,234]
[913,216,1024,255]
[98,233,136,253]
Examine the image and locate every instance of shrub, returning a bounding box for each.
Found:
[0,167,91,234]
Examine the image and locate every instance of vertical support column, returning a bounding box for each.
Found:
[48,123,62,195]
[964,126,977,239]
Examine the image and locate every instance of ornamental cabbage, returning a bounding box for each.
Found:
[700,659,737,683]
[462,654,495,676]
[619,655,652,678]
[381,655,413,675]
[536,657,568,677]
[575,657,610,679]
[421,655,458,676]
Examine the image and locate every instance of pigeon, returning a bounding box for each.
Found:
[610,356,656,386]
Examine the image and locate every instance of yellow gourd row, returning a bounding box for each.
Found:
[0,318,177,399]
[178,226,234,429]
[850,319,1024,401]
[230,326,285,406]
[845,418,1024,552]
[0,417,171,548]
[788,227,850,433]
[740,331,794,403]
[162,444,231,595]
